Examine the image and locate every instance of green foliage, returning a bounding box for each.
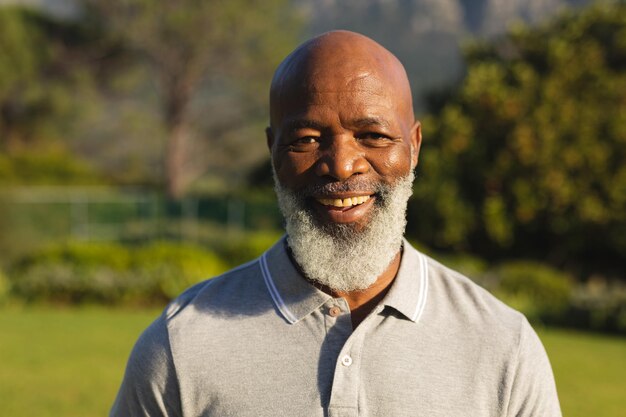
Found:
[0,268,8,303]
[133,242,228,299]
[9,241,228,305]
[86,0,301,197]
[0,148,102,185]
[486,261,573,322]
[0,6,96,150]
[215,230,284,267]
[436,253,489,281]
[409,3,626,269]
[566,278,626,333]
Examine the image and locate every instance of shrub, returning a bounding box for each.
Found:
[15,242,133,271]
[134,242,228,299]
[0,150,103,185]
[565,278,626,334]
[435,253,488,282]
[9,241,228,305]
[487,261,573,322]
[0,268,8,303]
[215,231,283,267]
[408,3,626,275]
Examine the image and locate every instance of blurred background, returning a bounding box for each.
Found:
[0,0,624,416]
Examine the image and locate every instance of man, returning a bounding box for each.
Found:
[111,31,561,416]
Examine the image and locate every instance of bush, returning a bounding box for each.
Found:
[0,268,9,303]
[215,231,283,267]
[9,241,228,305]
[565,278,626,334]
[134,242,228,299]
[436,253,488,282]
[486,261,573,322]
[0,150,103,185]
[408,3,626,274]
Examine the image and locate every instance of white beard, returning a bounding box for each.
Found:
[274,171,414,292]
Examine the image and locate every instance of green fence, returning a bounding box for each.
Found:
[0,186,282,263]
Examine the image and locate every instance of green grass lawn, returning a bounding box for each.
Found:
[537,326,626,417]
[0,306,159,417]
[0,306,624,417]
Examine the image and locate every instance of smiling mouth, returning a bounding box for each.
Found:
[315,195,372,208]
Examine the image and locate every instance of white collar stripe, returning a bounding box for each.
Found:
[411,252,429,322]
[260,252,297,324]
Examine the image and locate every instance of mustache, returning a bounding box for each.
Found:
[294,179,389,197]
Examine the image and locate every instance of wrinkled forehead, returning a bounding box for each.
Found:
[269,33,414,127]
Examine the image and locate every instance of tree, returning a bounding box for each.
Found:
[408,2,626,275]
[87,0,299,198]
[0,6,94,151]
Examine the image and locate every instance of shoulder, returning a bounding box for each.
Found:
[163,257,264,322]
[111,258,267,415]
[405,245,527,350]
[110,312,181,416]
[425,252,525,327]
[410,248,561,415]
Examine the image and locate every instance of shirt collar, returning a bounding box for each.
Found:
[260,236,429,325]
[381,239,430,323]
[260,236,331,324]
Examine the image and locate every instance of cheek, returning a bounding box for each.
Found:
[273,151,318,186]
[371,146,413,181]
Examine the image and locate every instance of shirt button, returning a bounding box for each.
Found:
[329,306,341,317]
[341,355,353,367]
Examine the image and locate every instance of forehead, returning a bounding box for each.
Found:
[275,69,404,128]
[270,33,414,129]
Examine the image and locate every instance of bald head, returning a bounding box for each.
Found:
[269,31,415,129]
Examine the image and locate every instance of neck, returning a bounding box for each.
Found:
[295,249,403,329]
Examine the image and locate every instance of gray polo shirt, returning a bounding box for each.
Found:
[111,238,561,417]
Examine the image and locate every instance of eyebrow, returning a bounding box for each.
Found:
[283,119,325,132]
[351,117,392,129]
[284,117,392,132]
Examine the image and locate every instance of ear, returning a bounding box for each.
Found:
[266,127,275,152]
[410,121,422,169]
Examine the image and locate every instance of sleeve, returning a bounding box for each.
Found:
[506,318,562,417]
[110,313,182,417]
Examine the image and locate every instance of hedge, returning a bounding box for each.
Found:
[485,261,573,322]
[8,241,229,305]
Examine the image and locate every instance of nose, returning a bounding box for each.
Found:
[314,136,369,180]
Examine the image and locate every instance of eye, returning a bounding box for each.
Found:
[359,132,388,140]
[295,136,318,144]
[357,131,394,146]
[287,135,320,152]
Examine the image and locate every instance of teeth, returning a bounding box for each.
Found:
[317,195,370,208]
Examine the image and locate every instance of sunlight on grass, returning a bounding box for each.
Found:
[537,327,626,417]
[0,306,159,417]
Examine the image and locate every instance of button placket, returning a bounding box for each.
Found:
[328,341,360,413]
[328,302,385,413]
